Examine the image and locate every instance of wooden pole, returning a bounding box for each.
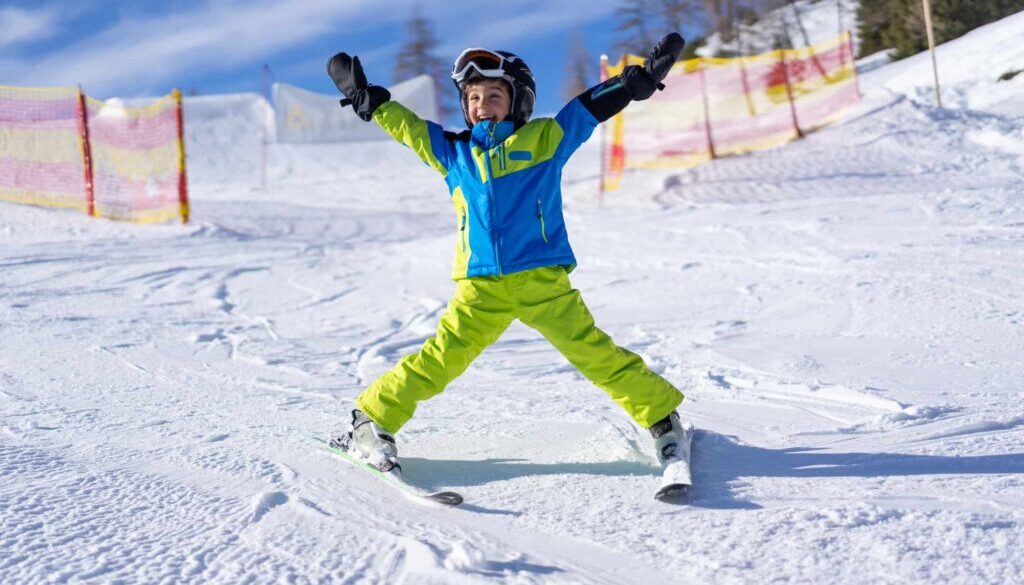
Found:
[698,64,717,159]
[922,0,942,108]
[76,86,96,218]
[848,33,862,99]
[779,49,804,139]
[837,0,844,43]
[173,89,190,224]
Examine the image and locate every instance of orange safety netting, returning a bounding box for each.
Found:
[601,32,859,191]
[0,85,188,223]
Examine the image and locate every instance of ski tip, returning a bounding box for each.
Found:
[426,491,464,506]
[654,483,691,504]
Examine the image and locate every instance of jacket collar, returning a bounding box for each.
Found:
[471,120,515,150]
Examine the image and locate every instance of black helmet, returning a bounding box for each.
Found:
[451,48,536,129]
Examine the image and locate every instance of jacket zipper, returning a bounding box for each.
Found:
[459,209,468,253]
[536,198,549,243]
[483,148,502,274]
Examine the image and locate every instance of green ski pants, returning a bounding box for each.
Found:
[356,266,684,433]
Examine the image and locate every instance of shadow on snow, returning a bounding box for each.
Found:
[403,430,1024,511]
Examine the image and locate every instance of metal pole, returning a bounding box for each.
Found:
[921,0,942,108]
[261,65,271,189]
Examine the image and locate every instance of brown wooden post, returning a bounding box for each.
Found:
[698,63,717,159]
[76,86,96,217]
[847,33,862,99]
[922,0,942,108]
[173,89,190,224]
[739,56,756,117]
[779,50,804,139]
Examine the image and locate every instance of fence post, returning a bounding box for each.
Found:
[838,29,847,69]
[779,50,804,139]
[261,65,271,189]
[698,62,717,160]
[922,0,942,108]
[846,32,861,99]
[76,86,95,217]
[173,89,190,224]
[738,56,756,117]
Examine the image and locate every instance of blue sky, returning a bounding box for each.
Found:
[0,0,685,124]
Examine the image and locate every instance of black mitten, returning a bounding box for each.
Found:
[645,32,685,84]
[326,52,391,121]
[621,32,686,101]
[621,65,660,101]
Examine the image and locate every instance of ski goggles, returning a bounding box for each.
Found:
[451,48,507,84]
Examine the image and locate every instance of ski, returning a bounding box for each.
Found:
[654,421,694,504]
[655,482,691,502]
[316,437,463,506]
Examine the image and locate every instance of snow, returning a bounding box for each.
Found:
[3,12,1024,585]
[699,0,863,58]
[861,10,1024,115]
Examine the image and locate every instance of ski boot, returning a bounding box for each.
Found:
[648,410,695,502]
[330,409,400,473]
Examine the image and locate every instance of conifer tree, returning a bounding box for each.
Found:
[661,0,707,32]
[856,0,892,57]
[393,8,452,121]
[614,0,659,59]
[857,0,1024,60]
[615,0,708,58]
[563,33,594,102]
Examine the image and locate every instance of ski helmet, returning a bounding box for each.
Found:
[451,48,536,129]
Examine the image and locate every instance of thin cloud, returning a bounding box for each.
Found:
[4,0,383,95]
[1,0,621,97]
[433,0,620,55]
[0,7,60,50]
[280,42,401,91]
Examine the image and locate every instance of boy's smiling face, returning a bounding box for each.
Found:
[464,79,511,126]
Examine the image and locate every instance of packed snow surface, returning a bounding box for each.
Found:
[3,13,1023,585]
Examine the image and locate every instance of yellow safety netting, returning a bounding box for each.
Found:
[0,85,188,223]
[0,85,89,211]
[601,32,859,191]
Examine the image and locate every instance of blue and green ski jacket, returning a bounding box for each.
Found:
[373,98,602,280]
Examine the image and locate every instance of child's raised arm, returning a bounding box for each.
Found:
[327,52,453,176]
[574,32,685,124]
[551,33,685,161]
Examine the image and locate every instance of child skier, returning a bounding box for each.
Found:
[326,34,690,487]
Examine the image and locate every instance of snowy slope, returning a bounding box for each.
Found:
[861,9,1024,116]
[3,12,1024,585]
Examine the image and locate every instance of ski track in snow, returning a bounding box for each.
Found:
[3,14,1024,584]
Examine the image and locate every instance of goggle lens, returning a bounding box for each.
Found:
[452,49,505,82]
